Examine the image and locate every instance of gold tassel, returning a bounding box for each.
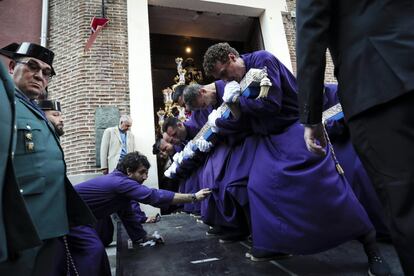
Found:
[323,123,345,176]
[257,76,271,98]
[336,163,345,175]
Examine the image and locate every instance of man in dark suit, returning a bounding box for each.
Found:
[296,1,414,274]
[0,42,95,275]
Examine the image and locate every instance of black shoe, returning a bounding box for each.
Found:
[218,232,248,243]
[206,226,223,236]
[245,248,292,262]
[367,251,391,276]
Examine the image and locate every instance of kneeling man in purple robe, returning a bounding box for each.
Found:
[64,151,211,276]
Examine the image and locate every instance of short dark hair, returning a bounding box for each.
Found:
[203,42,239,76]
[162,116,180,133]
[116,151,150,174]
[172,84,186,102]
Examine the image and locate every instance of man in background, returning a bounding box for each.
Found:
[100,114,137,174]
[38,99,64,136]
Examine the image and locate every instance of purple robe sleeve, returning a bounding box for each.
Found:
[173,144,183,154]
[116,178,175,209]
[238,51,285,116]
[322,84,348,140]
[323,83,340,110]
[325,118,348,141]
[117,203,147,242]
[184,117,201,139]
[184,109,210,139]
[130,201,147,223]
[236,52,299,134]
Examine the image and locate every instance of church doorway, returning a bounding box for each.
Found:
[148,5,263,205]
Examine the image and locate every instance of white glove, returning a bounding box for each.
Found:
[172,152,181,163]
[164,169,172,178]
[173,151,186,164]
[223,81,241,103]
[195,138,213,152]
[164,162,178,178]
[182,141,195,159]
[176,151,184,164]
[164,167,172,178]
[208,109,220,133]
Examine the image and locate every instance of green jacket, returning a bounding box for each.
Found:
[13,90,96,241]
[0,63,40,262]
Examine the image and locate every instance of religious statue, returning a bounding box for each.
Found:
[174,57,186,85]
[157,57,204,131]
[182,58,203,84]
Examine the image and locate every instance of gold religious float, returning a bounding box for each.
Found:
[156,57,204,129]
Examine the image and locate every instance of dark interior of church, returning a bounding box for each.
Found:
[148,6,264,192]
[148,5,264,130]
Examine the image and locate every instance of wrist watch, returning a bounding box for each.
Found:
[191,193,197,202]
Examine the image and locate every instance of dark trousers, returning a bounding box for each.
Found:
[0,238,64,276]
[348,92,414,275]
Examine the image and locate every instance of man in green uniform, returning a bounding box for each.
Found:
[0,42,95,275]
[0,56,42,269]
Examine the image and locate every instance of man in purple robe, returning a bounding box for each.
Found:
[183,82,257,242]
[161,116,207,216]
[163,81,254,241]
[184,81,390,244]
[202,43,390,275]
[65,152,211,276]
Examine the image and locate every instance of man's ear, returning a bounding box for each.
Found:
[199,87,207,95]
[8,60,16,74]
[228,53,236,62]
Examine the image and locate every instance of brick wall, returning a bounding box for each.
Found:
[0,0,42,47]
[48,0,130,175]
[283,0,337,83]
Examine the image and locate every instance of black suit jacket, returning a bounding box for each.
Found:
[296,0,414,124]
